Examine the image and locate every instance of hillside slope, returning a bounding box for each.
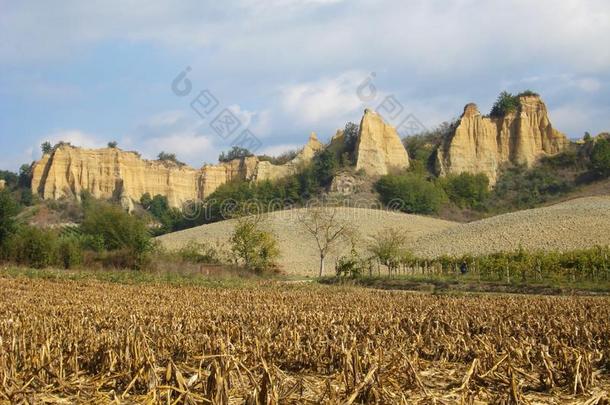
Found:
[411,196,610,258]
[157,208,458,276]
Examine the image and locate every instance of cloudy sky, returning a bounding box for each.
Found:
[1,0,609,171]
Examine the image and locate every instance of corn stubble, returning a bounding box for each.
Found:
[0,278,609,404]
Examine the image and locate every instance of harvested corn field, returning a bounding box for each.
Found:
[0,277,609,403]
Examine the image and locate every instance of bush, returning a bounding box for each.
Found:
[375,173,446,214]
[58,236,84,269]
[177,241,222,264]
[257,150,299,165]
[230,217,279,272]
[0,190,19,249]
[491,164,572,210]
[441,172,489,209]
[590,138,610,177]
[81,201,153,268]
[335,250,365,278]
[8,226,58,269]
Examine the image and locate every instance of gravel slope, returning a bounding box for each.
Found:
[159,197,610,275]
[410,196,610,258]
[157,208,458,276]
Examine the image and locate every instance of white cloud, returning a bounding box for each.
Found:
[279,71,368,127]
[41,130,104,150]
[259,143,302,156]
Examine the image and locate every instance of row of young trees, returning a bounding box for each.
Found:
[335,228,610,285]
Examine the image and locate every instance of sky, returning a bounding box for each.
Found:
[1,0,609,171]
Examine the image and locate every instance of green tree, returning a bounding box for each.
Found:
[219,146,253,162]
[230,216,279,272]
[157,151,185,166]
[41,141,53,155]
[490,91,520,117]
[590,138,610,177]
[313,149,338,187]
[108,141,118,148]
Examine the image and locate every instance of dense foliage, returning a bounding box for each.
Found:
[440,172,489,209]
[375,173,446,214]
[230,217,279,272]
[590,137,610,177]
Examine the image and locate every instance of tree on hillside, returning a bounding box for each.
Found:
[230,215,279,272]
[490,91,520,117]
[590,138,610,177]
[108,141,118,148]
[367,228,408,276]
[297,207,356,277]
[219,146,253,162]
[343,122,360,163]
[41,141,53,155]
[313,149,338,187]
[157,151,185,166]
[0,190,19,249]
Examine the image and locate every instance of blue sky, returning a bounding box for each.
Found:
[1,0,609,171]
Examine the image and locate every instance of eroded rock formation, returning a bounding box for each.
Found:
[31,134,324,209]
[435,95,569,184]
[355,109,410,175]
[0,180,6,191]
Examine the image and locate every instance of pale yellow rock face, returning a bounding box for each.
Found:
[31,134,324,208]
[355,109,410,176]
[31,146,202,208]
[0,180,6,191]
[254,132,324,181]
[435,96,568,185]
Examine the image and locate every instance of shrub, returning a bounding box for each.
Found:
[375,173,446,214]
[590,138,610,177]
[0,190,19,249]
[81,201,153,268]
[257,150,299,165]
[441,172,490,209]
[58,236,84,269]
[9,226,58,269]
[177,241,222,264]
[335,250,365,278]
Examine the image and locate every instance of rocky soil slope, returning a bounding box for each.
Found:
[157,207,456,276]
[159,197,610,275]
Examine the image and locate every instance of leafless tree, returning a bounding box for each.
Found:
[297,207,356,277]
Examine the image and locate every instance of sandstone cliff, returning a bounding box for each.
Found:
[0,180,5,191]
[31,133,324,209]
[254,132,324,181]
[355,109,410,175]
[435,95,569,184]
[31,110,411,209]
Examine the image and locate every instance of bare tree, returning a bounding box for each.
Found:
[297,207,356,277]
